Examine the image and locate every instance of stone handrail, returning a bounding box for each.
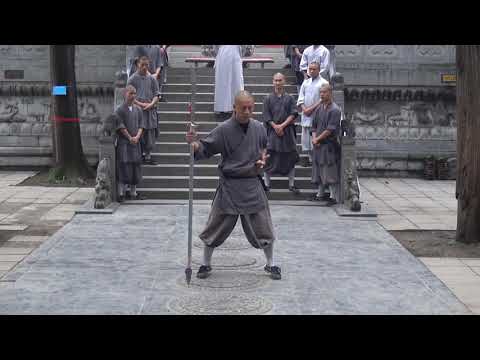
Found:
[185,57,274,69]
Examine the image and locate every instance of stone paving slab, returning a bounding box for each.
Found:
[0,204,469,315]
[0,247,34,255]
[6,235,50,243]
[0,224,28,231]
[0,262,17,271]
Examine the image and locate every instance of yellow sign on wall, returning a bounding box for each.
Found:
[441,74,456,83]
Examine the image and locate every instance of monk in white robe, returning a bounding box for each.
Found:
[296,62,329,167]
[214,45,244,118]
[300,45,331,80]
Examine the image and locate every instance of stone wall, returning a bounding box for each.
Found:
[0,45,457,175]
[334,45,457,176]
[0,45,125,167]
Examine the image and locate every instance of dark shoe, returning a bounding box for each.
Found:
[264,265,281,280]
[264,186,270,192]
[130,193,146,200]
[283,64,292,69]
[325,198,337,207]
[309,194,322,201]
[319,192,331,201]
[197,265,212,279]
[145,158,158,165]
[300,157,312,167]
[288,186,300,195]
[118,195,125,203]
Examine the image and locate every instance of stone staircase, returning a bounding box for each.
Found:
[136,46,339,200]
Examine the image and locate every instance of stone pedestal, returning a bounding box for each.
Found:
[98,136,117,203]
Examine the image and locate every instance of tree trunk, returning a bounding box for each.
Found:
[50,45,94,182]
[456,45,480,243]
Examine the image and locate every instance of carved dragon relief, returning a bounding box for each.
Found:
[416,45,446,57]
[335,45,362,57]
[0,100,27,122]
[367,45,398,57]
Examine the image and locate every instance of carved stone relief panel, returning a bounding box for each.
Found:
[345,98,456,142]
[367,45,399,58]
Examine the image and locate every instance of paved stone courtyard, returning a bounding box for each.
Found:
[0,171,477,314]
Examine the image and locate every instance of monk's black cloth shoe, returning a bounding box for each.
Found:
[325,198,337,206]
[130,193,146,200]
[197,265,212,279]
[289,186,300,195]
[145,158,158,165]
[118,195,125,203]
[264,265,281,280]
[300,157,312,167]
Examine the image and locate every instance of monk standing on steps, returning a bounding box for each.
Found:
[262,73,300,194]
[186,91,282,280]
[127,55,160,165]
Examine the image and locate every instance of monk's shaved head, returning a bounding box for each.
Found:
[233,90,255,123]
[320,83,333,93]
[273,72,285,80]
[234,90,254,105]
[124,85,137,96]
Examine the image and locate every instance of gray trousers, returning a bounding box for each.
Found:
[199,201,276,250]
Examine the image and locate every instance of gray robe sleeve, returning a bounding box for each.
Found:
[327,107,341,134]
[135,106,146,130]
[260,125,268,149]
[114,108,127,133]
[287,96,298,119]
[151,75,160,97]
[312,108,319,134]
[195,126,224,161]
[262,96,273,126]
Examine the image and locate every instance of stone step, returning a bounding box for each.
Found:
[158,121,219,132]
[166,67,295,76]
[157,131,303,142]
[157,101,266,112]
[153,142,305,153]
[163,83,298,93]
[139,176,316,189]
[166,75,297,84]
[148,152,309,165]
[135,187,315,200]
[160,92,298,103]
[156,111,264,122]
[168,61,289,70]
[141,163,313,177]
[157,121,306,132]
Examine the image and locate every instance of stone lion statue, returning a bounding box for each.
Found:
[345,167,361,212]
[94,158,112,209]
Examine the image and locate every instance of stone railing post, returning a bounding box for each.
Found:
[94,70,126,207]
[338,76,361,211]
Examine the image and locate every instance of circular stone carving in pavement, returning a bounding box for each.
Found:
[177,270,267,291]
[191,254,258,269]
[168,293,273,315]
[193,237,251,250]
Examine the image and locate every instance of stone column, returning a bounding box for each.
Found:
[334,72,361,211]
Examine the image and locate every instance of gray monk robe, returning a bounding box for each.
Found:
[311,102,342,186]
[194,117,276,249]
[262,92,299,176]
[115,103,145,185]
[127,72,160,154]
